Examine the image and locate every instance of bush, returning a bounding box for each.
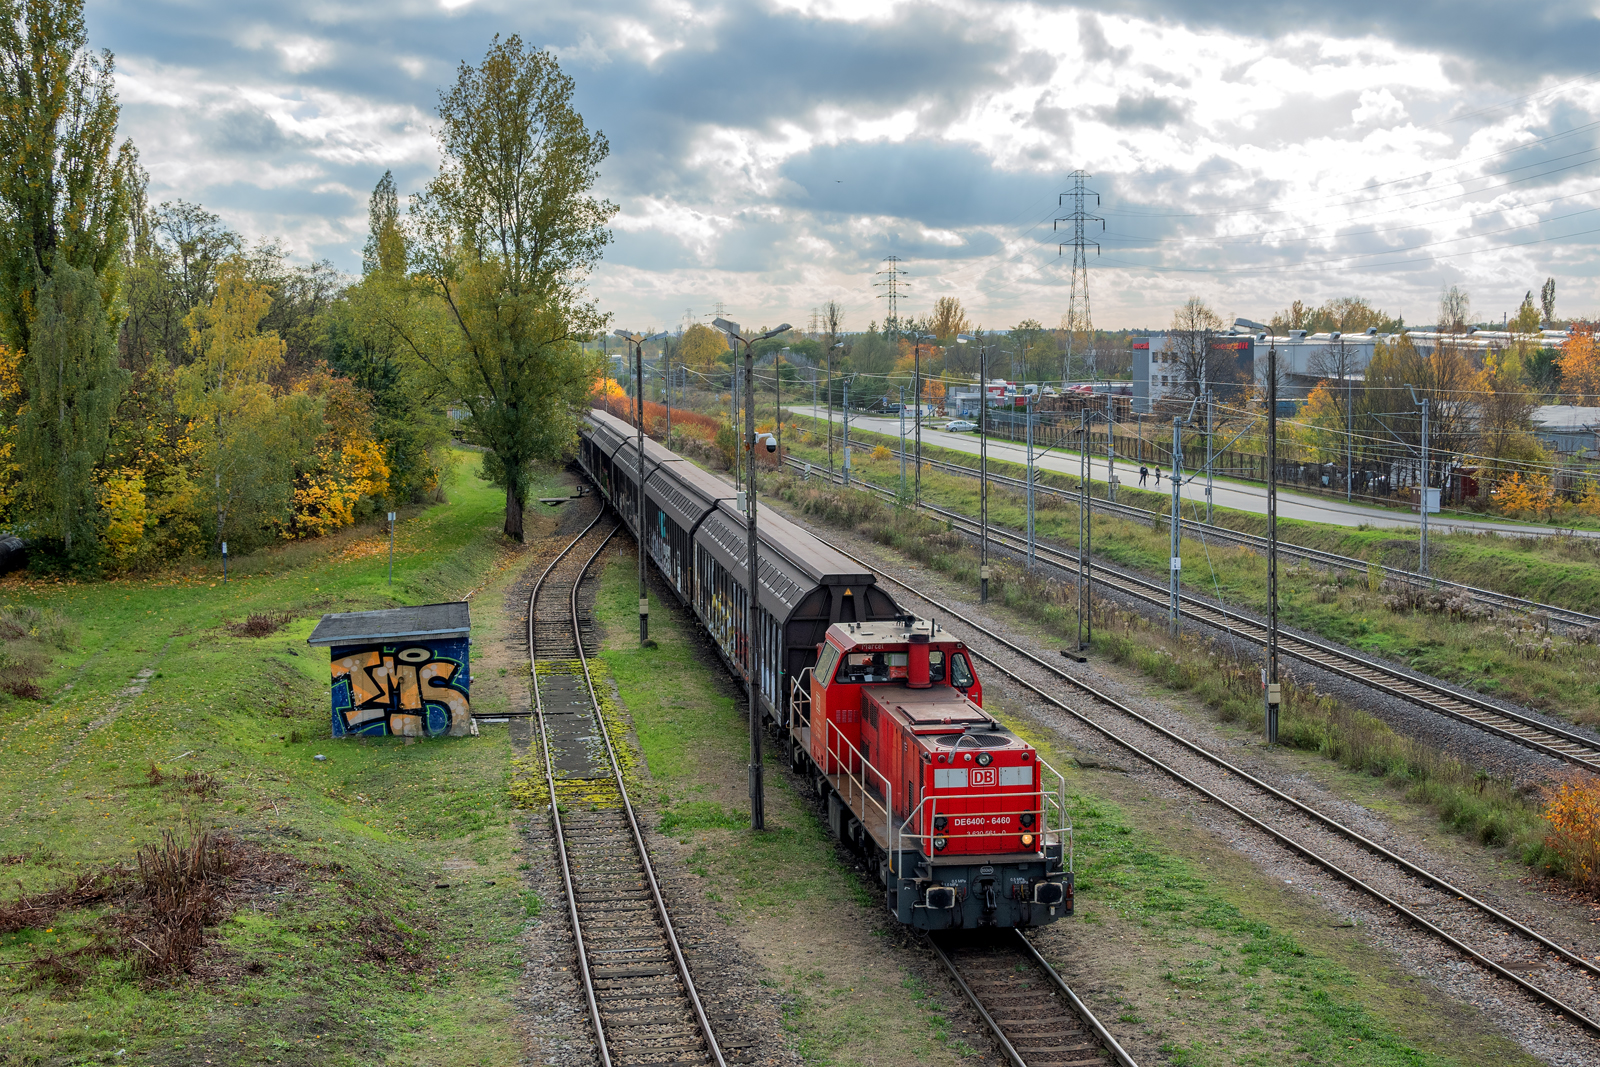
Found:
[1543,775,1600,889]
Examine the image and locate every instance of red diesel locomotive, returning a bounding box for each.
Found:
[792,616,1072,929]
[579,408,1071,930]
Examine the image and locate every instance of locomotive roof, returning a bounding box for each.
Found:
[863,685,993,728]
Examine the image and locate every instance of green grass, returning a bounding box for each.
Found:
[0,449,565,1066]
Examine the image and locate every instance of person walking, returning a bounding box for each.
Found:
[1154,467,1161,486]
[1139,465,1148,487]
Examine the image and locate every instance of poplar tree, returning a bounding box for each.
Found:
[404,36,614,541]
[0,0,134,563]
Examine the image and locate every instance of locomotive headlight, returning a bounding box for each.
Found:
[933,816,948,831]
[1020,812,1036,828]
[1020,833,1036,847]
[976,752,992,767]
[933,837,948,851]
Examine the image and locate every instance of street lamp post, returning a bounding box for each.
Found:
[616,330,669,644]
[1266,340,1281,743]
[713,318,791,832]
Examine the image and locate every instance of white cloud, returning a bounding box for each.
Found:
[1353,87,1407,125]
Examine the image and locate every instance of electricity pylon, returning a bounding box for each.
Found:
[1055,171,1103,342]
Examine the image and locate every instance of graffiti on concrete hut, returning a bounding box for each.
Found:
[330,639,471,737]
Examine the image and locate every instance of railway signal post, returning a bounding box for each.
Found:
[715,318,791,831]
[957,334,991,602]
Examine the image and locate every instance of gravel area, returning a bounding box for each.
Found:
[800,516,1600,1066]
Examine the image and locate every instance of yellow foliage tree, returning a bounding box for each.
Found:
[1557,323,1600,402]
[1492,470,1554,516]
[177,256,314,549]
[1544,774,1600,890]
[677,323,728,371]
[97,467,147,567]
[288,372,391,538]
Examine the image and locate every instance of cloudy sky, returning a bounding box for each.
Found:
[95,0,1600,332]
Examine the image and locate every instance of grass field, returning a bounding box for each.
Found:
[0,450,564,1066]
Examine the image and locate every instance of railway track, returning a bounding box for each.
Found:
[801,430,1600,631]
[815,530,1600,1044]
[931,931,1138,1067]
[530,514,735,1067]
[786,456,1600,774]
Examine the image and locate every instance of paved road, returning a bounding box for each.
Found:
[794,405,1599,539]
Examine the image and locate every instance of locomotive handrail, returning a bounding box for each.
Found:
[790,667,813,726]
[895,754,1072,875]
[825,726,894,867]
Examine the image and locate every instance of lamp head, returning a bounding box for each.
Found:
[758,323,793,341]
[712,316,739,338]
[613,328,643,343]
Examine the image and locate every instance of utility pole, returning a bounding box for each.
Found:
[1105,389,1116,502]
[713,318,790,831]
[1169,414,1183,635]
[843,380,852,487]
[616,330,668,644]
[1407,385,1432,583]
[912,333,931,506]
[899,385,907,498]
[1205,389,1215,523]
[979,349,989,602]
[1078,411,1092,651]
[1266,340,1280,744]
[827,342,842,482]
[1026,390,1036,568]
[775,347,783,460]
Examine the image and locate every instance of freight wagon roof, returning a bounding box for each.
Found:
[584,410,633,457]
[646,454,737,531]
[708,498,876,587]
[612,430,681,476]
[307,601,471,646]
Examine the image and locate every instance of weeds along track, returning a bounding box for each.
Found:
[786,457,1600,774]
[813,531,1600,1048]
[529,514,737,1067]
[931,931,1138,1067]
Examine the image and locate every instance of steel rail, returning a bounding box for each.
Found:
[926,932,1140,1067]
[529,510,613,1066]
[814,533,1600,1038]
[786,455,1600,772]
[567,521,730,1067]
[1014,931,1140,1067]
[795,431,1600,630]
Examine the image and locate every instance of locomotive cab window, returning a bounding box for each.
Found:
[929,650,946,684]
[951,653,974,689]
[837,652,891,684]
[814,644,840,689]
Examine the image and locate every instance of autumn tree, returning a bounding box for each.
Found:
[930,296,970,341]
[1557,323,1600,403]
[176,257,315,552]
[677,322,728,371]
[1542,277,1557,327]
[0,0,134,565]
[404,36,613,541]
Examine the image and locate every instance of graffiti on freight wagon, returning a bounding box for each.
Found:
[330,641,471,738]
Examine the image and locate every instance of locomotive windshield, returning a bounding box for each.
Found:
[836,651,894,684]
[814,644,840,689]
[951,653,974,689]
